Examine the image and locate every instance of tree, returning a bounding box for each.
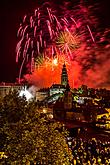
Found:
[0,91,73,164]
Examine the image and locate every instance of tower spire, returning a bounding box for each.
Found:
[61,63,69,87]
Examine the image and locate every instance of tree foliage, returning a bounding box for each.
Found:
[0,91,72,164]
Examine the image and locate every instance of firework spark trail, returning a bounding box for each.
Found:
[46,20,53,39]
[30,51,35,72]
[23,15,27,23]
[53,15,62,30]
[37,41,39,54]
[17,25,22,37]
[18,55,27,84]
[47,7,53,23]
[70,17,79,28]
[16,37,24,62]
[87,25,95,43]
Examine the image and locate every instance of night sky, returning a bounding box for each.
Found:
[0,0,110,84]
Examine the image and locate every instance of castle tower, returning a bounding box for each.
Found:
[61,63,68,87]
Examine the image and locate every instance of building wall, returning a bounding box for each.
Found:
[50,87,65,96]
[0,83,23,97]
[36,91,49,101]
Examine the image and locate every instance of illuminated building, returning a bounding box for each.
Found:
[50,84,65,96]
[36,64,69,101]
[36,88,49,101]
[50,63,69,96]
[0,83,24,97]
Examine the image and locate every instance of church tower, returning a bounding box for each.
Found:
[61,63,68,87]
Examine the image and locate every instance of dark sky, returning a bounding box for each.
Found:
[0,0,110,83]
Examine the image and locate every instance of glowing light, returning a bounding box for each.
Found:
[19,88,33,100]
[53,58,58,66]
[48,114,53,119]
[43,108,47,113]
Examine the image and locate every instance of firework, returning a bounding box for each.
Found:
[16,5,63,82]
[16,1,98,84]
[16,6,62,62]
[56,30,80,60]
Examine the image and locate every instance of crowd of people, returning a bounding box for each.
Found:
[67,137,110,165]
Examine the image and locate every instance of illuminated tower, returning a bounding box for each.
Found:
[61,63,68,87]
